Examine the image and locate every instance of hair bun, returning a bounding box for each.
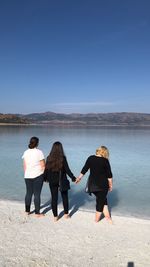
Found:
[28,136,39,149]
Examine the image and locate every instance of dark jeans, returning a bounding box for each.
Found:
[25,174,44,214]
[49,184,69,217]
[93,190,108,212]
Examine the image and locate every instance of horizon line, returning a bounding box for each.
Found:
[1,111,150,115]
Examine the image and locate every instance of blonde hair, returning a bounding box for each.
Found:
[96,146,109,159]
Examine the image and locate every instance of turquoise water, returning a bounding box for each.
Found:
[0,125,150,219]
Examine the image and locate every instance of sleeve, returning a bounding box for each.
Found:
[105,159,113,178]
[22,151,26,159]
[63,157,76,182]
[80,157,90,175]
[39,150,45,160]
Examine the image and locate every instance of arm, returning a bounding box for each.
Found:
[76,157,90,183]
[43,157,49,182]
[23,160,26,173]
[64,157,76,182]
[105,159,113,191]
[40,159,45,172]
[108,178,113,191]
[75,173,84,183]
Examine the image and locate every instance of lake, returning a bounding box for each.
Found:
[0,125,150,219]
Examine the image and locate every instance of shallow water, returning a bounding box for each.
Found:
[0,125,150,219]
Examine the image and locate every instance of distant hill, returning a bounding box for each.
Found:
[1,112,150,126]
[0,113,28,124]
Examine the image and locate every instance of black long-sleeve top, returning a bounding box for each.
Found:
[44,156,76,187]
[81,155,113,192]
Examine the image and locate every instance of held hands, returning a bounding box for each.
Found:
[75,173,84,184]
[75,177,82,184]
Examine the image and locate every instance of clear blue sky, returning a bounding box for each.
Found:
[0,0,150,114]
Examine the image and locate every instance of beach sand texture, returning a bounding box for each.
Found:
[0,200,150,267]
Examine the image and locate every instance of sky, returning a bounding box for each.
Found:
[0,0,150,114]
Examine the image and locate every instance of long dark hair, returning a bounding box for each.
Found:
[46,141,65,171]
[28,136,39,149]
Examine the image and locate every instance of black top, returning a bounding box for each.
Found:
[81,155,113,192]
[44,156,76,189]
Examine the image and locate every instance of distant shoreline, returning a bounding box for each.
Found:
[1,123,150,127]
[1,112,150,127]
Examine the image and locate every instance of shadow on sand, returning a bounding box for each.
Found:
[40,188,119,218]
[127,262,134,267]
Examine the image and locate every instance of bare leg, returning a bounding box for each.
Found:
[54,216,59,222]
[103,205,111,218]
[103,205,112,223]
[95,211,102,222]
[64,214,70,219]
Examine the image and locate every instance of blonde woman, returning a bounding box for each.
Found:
[76,146,113,223]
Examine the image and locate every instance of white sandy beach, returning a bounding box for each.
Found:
[0,200,150,267]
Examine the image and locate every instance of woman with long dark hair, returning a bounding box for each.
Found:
[76,146,113,223]
[44,141,76,221]
[22,136,45,217]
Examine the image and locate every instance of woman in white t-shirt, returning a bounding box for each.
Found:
[22,136,45,217]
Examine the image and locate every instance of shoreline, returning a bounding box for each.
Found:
[1,123,150,127]
[0,199,150,267]
[0,198,150,221]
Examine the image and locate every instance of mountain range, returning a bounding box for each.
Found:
[1,112,150,126]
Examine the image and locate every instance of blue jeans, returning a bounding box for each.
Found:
[25,174,44,214]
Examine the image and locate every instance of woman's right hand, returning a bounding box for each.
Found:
[108,178,113,191]
[109,185,113,191]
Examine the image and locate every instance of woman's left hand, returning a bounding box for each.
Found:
[75,177,81,184]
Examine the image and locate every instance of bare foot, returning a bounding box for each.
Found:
[103,205,111,218]
[105,217,113,224]
[54,216,59,222]
[95,211,101,223]
[34,213,45,218]
[64,214,70,219]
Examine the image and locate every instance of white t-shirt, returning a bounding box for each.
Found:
[22,148,45,179]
